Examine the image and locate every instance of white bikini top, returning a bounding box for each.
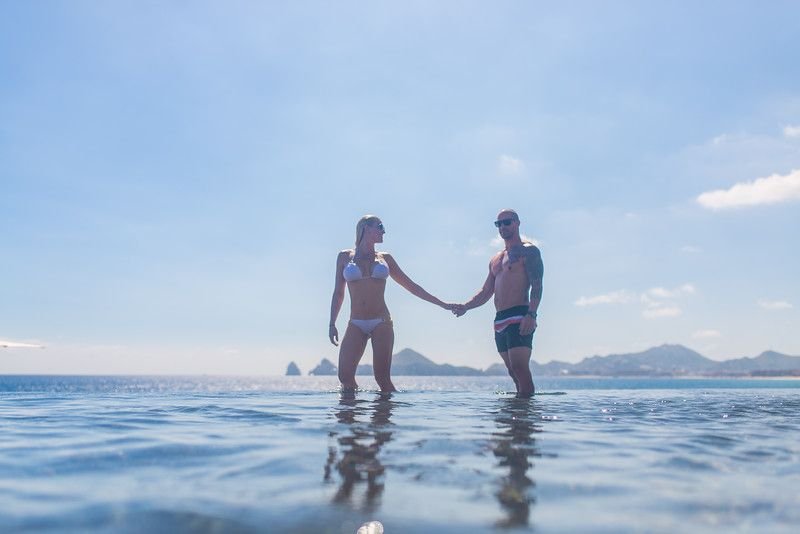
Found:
[343,254,390,282]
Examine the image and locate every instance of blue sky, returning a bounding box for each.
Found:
[2,1,799,375]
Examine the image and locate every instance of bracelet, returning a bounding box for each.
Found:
[525,311,537,318]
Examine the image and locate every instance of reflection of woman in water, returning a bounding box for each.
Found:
[492,398,542,528]
[325,396,396,511]
[329,215,452,394]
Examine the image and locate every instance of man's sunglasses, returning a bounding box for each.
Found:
[494,218,516,228]
[374,223,385,231]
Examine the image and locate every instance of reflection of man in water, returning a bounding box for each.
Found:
[492,398,542,528]
[325,395,395,511]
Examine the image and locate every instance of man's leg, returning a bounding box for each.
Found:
[498,351,520,393]
[507,346,534,398]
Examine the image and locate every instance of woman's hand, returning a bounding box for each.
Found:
[329,324,339,346]
[442,303,467,317]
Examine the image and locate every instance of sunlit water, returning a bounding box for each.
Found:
[1,376,798,533]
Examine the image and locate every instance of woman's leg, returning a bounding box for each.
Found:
[338,323,369,392]
[370,322,396,393]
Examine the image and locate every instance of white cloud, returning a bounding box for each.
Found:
[643,284,695,300]
[692,329,722,339]
[575,290,636,307]
[681,245,702,253]
[638,284,694,319]
[489,234,540,250]
[711,133,730,146]
[577,283,693,320]
[0,339,45,348]
[642,305,681,319]
[497,154,524,175]
[758,299,793,310]
[783,125,800,138]
[697,169,800,210]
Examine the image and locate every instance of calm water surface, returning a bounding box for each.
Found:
[1,376,798,533]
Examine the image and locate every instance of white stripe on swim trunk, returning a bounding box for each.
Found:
[494,315,524,333]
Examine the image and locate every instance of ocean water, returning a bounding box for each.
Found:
[1,376,798,533]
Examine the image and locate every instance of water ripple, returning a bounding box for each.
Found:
[1,376,799,533]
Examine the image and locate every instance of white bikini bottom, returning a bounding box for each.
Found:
[350,318,391,336]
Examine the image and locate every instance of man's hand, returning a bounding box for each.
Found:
[519,315,537,335]
[329,325,339,346]
[450,304,467,317]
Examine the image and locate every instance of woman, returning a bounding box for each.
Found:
[329,215,452,394]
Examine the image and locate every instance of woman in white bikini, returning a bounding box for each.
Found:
[329,214,452,394]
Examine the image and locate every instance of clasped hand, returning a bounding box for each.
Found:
[442,303,467,317]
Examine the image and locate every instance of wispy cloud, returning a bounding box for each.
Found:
[639,284,695,319]
[681,245,702,253]
[575,290,636,307]
[643,284,695,300]
[783,125,800,138]
[576,283,693,320]
[642,305,681,319]
[758,299,793,310]
[497,154,524,176]
[711,133,730,146]
[467,234,542,257]
[0,339,45,349]
[490,234,540,249]
[697,169,800,210]
[692,329,722,339]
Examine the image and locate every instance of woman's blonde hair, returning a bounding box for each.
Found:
[355,214,380,247]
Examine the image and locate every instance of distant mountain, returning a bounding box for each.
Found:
[309,358,337,376]
[490,360,575,376]
[310,348,486,377]
[303,345,800,378]
[570,344,716,376]
[713,350,800,374]
[484,363,509,376]
[532,360,575,376]
[285,362,302,376]
[379,348,483,376]
[555,345,800,377]
[356,364,374,376]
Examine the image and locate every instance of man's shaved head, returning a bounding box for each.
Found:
[497,209,519,221]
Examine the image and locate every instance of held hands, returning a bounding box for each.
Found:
[442,303,467,317]
[328,324,339,346]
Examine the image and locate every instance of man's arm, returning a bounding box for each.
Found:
[525,246,544,315]
[519,247,543,335]
[457,265,496,315]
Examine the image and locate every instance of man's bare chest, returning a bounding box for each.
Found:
[492,256,528,282]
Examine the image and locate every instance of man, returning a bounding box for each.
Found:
[454,209,543,397]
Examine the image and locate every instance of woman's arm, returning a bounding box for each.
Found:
[383,253,448,308]
[328,251,349,345]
